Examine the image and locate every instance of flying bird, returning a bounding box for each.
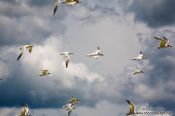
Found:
[131,51,147,61]
[69,96,80,105]
[60,51,73,68]
[17,104,31,116]
[87,46,104,59]
[63,103,76,116]
[39,70,51,77]
[53,0,81,16]
[154,36,172,49]
[17,45,33,61]
[132,67,144,76]
[126,100,136,116]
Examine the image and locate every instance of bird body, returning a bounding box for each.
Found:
[133,67,144,76]
[40,70,51,77]
[87,46,104,59]
[60,51,73,68]
[131,51,147,61]
[154,36,172,49]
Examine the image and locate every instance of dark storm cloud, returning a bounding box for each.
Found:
[129,0,175,28]
[0,67,81,108]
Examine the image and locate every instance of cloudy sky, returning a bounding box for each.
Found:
[0,0,174,116]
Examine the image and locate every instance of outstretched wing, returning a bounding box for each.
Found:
[28,46,32,53]
[53,0,60,16]
[66,0,74,2]
[68,110,72,116]
[163,36,168,40]
[17,53,23,61]
[126,100,135,114]
[154,37,162,40]
[26,46,32,53]
[53,5,58,16]
[66,59,69,68]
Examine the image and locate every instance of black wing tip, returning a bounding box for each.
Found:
[17,57,20,61]
[126,99,130,104]
[53,6,58,16]
[154,37,159,39]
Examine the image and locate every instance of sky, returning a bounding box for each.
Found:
[0,0,175,116]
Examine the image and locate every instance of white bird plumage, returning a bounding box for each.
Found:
[131,51,147,61]
[39,70,51,77]
[17,104,30,116]
[63,103,75,116]
[132,67,144,76]
[87,46,104,59]
[60,51,73,68]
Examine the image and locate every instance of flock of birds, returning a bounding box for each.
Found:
[125,38,173,115]
[130,36,173,76]
[0,0,174,116]
[16,96,79,116]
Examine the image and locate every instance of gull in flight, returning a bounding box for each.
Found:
[17,45,33,61]
[63,103,76,116]
[17,104,31,116]
[126,100,136,116]
[126,100,142,116]
[131,51,147,61]
[87,46,104,59]
[60,51,73,68]
[53,0,81,16]
[69,96,80,105]
[154,36,173,49]
[132,67,144,76]
[39,70,51,77]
